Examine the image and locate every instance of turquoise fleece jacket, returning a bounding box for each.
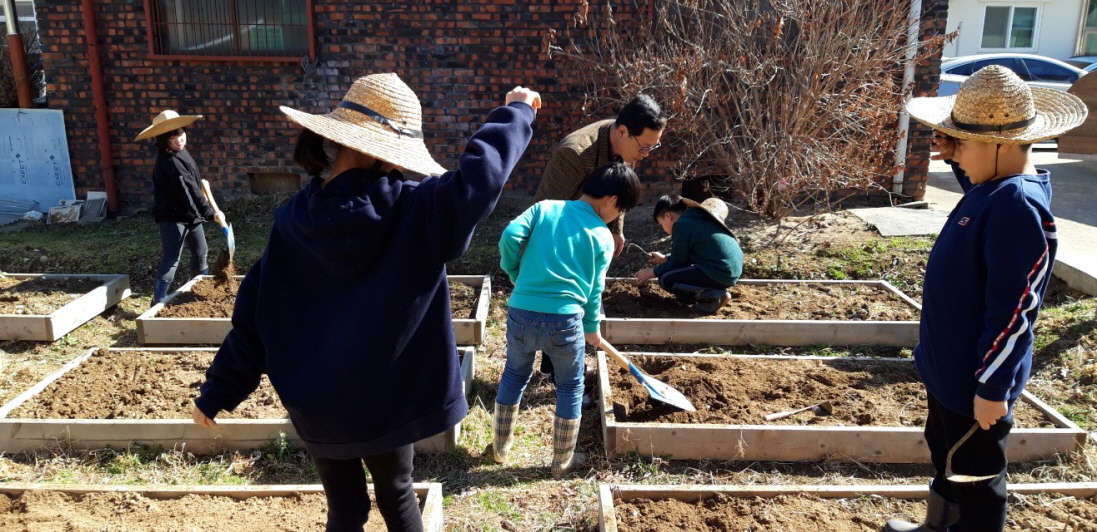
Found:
[499,200,613,333]
[653,208,743,286]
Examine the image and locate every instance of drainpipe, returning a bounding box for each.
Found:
[3,0,32,107]
[81,0,118,213]
[893,0,922,196]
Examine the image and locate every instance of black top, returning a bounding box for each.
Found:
[152,147,216,224]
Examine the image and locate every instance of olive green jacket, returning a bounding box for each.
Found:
[533,119,624,234]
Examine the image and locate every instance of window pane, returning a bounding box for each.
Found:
[982,6,1009,48]
[1023,60,1078,83]
[1086,32,1097,55]
[1010,7,1036,48]
[1088,0,1097,28]
[152,0,308,56]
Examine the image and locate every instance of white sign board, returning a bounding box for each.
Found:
[0,109,76,210]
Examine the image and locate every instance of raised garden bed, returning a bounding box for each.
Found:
[0,346,475,454]
[135,274,491,345]
[600,278,921,346]
[0,482,443,531]
[597,352,1085,463]
[598,483,1097,531]
[0,274,131,341]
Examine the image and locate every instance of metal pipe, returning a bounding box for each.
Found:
[81,0,118,213]
[3,0,32,107]
[893,0,923,196]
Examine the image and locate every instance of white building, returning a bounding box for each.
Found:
[943,0,1096,62]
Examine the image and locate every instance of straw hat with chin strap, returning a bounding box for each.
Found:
[906,64,1087,145]
[134,110,203,141]
[681,197,735,237]
[279,73,446,177]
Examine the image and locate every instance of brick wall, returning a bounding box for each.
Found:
[904,0,951,200]
[36,0,945,209]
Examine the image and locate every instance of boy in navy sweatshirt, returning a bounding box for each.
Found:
[886,66,1086,532]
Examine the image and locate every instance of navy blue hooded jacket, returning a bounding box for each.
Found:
[915,161,1056,418]
[195,102,535,458]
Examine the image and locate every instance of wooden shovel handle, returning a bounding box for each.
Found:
[199,179,227,229]
[599,339,634,372]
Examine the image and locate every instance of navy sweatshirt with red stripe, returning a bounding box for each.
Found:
[915,162,1057,418]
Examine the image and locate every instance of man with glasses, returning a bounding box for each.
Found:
[532,94,665,386]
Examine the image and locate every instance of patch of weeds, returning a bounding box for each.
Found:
[1056,404,1090,426]
[473,491,523,522]
[259,432,298,462]
[826,266,847,280]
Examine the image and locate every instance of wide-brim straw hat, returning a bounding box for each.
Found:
[907,65,1087,145]
[681,197,735,237]
[134,110,203,141]
[280,73,445,176]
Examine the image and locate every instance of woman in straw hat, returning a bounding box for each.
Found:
[884,65,1086,532]
[190,74,541,532]
[135,110,226,304]
[634,195,743,314]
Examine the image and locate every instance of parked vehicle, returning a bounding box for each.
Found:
[939,53,1084,96]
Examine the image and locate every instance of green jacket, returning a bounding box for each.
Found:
[653,208,743,287]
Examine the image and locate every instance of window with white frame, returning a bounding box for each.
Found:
[980,5,1038,50]
[145,0,311,60]
[1080,0,1097,55]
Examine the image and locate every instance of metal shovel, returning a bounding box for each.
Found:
[945,423,999,483]
[200,179,236,262]
[600,339,697,412]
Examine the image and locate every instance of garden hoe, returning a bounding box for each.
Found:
[945,423,998,483]
[200,179,236,263]
[763,401,834,421]
[599,339,696,412]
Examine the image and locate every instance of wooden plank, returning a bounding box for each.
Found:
[0,347,475,454]
[602,278,920,346]
[0,482,444,529]
[0,274,131,341]
[597,353,1086,463]
[138,274,490,345]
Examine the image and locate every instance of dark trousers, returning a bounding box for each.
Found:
[926,392,1011,532]
[658,265,726,301]
[155,221,208,284]
[312,444,422,532]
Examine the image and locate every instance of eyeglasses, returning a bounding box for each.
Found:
[630,135,661,154]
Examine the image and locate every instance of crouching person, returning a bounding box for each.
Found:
[492,162,641,478]
[634,195,743,314]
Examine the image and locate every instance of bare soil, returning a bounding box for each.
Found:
[8,349,286,419]
[602,281,918,320]
[156,279,480,320]
[608,356,1050,428]
[613,492,1097,531]
[0,490,416,531]
[0,276,106,315]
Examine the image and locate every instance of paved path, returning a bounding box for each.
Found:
[922,149,1097,295]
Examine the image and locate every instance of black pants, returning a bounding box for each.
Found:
[657,265,726,301]
[925,392,1011,532]
[312,444,422,532]
[155,221,208,284]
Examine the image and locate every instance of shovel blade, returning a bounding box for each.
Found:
[630,365,697,412]
[223,223,236,261]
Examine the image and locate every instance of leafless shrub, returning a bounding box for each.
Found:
[0,27,45,108]
[546,0,950,218]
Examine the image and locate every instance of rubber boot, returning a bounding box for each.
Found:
[152,280,170,305]
[491,402,520,464]
[551,415,586,479]
[884,483,959,532]
[692,289,730,314]
[669,282,707,305]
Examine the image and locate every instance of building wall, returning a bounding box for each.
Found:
[35,0,946,209]
[943,0,1085,60]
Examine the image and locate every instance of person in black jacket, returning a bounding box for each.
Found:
[191,74,540,532]
[135,110,225,304]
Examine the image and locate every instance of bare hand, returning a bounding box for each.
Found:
[612,233,625,258]
[973,396,1007,430]
[192,405,218,427]
[585,331,602,347]
[212,211,227,228]
[635,267,656,284]
[505,86,542,113]
[648,252,667,264]
[931,134,956,161]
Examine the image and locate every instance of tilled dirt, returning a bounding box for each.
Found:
[8,349,286,419]
[602,281,919,320]
[0,490,414,532]
[613,492,1097,531]
[0,276,107,315]
[156,278,480,320]
[608,356,1050,427]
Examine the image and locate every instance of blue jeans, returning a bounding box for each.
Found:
[497,307,585,419]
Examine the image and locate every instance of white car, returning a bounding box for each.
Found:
[939,53,1084,96]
